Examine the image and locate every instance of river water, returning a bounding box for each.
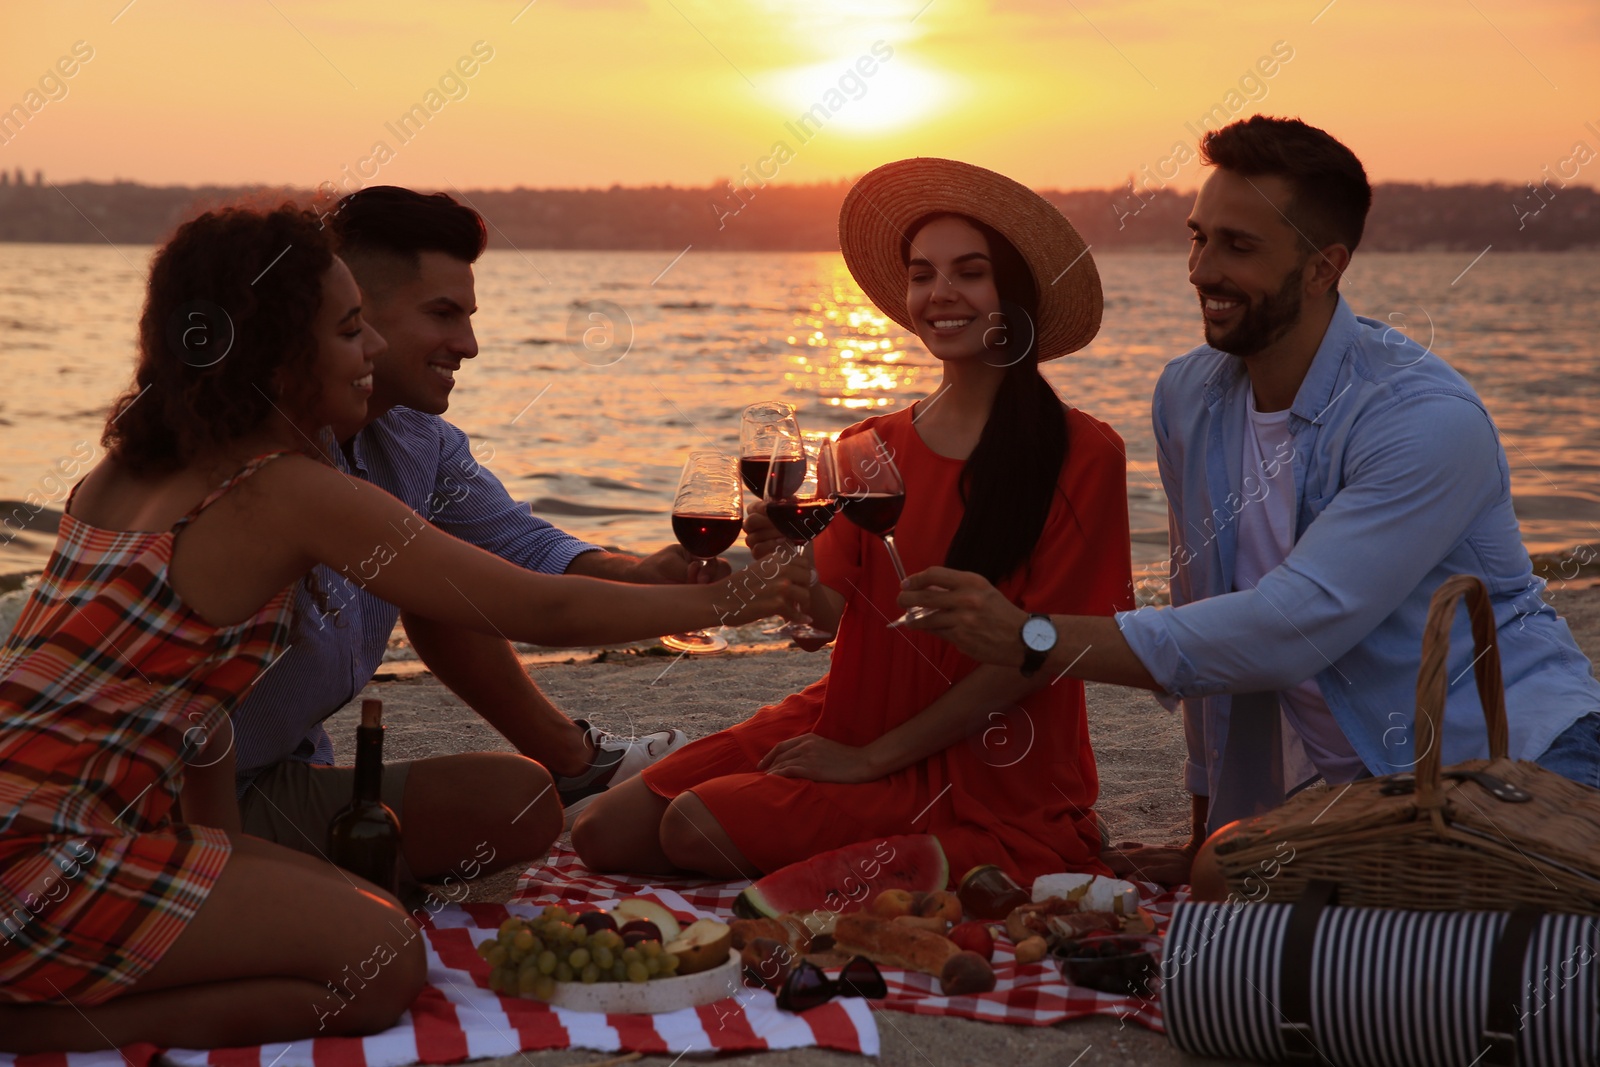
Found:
[2,245,1597,586]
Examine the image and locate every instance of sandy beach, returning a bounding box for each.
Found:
[310,581,1600,1067]
[4,1,1599,1062]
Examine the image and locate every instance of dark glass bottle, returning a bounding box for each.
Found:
[328,698,402,895]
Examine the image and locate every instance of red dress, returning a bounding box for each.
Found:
[0,454,294,1005]
[643,406,1134,884]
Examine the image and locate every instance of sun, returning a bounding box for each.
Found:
[766,56,954,134]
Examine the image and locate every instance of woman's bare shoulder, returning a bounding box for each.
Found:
[232,451,382,524]
[252,449,333,475]
[68,456,205,531]
[243,450,417,536]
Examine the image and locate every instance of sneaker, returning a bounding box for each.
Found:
[555,720,690,829]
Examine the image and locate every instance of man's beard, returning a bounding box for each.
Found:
[1204,266,1305,358]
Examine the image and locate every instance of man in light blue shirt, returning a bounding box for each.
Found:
[899,116,1600,882]
[233,187,716,891]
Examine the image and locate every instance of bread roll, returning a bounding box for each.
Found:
[729,916,815,953]
[833,913,960,976]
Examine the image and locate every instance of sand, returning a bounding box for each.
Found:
[316,581,1600,1067]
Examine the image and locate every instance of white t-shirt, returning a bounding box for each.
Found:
[1233,393,1367,783]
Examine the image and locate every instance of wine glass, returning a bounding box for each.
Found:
[764,433,836,642]
[743,402,805,637]
[820,430,932,628]
[661,450,742,655]
[740,401,804,499]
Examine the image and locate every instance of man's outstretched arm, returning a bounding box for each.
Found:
[896,567,1160,689]
[427,419,729,586]
[564,544,730,585]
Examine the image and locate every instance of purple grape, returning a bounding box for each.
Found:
[575,911,618,936]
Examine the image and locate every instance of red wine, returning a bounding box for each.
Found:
[768,500,835,543]
[672,513,742,558]
[740,456,804,498]
[835,492,904,537]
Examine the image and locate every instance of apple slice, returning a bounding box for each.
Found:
[666,918,733,976]
[612,898,682,942]
[619,919,664,947]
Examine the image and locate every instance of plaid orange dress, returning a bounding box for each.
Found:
[0,452,294,1005]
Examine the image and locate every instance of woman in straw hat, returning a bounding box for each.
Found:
[573,159,1133,883]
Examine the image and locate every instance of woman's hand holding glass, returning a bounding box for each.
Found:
[742,501,791,563]
[709,550,816,631]
[744,506,837,651]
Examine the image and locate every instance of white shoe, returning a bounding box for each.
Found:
[555,720,690,829]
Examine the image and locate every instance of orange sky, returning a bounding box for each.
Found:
[3,0,1598,190]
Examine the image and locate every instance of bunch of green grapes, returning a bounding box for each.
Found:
[476,907,683,1000]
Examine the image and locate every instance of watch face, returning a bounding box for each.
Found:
[1022,616,1057,653]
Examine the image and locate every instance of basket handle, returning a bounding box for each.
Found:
[1414,574,1509,808]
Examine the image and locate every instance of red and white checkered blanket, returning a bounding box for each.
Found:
[1,845,1177,1067]
[513,843,1178,1032]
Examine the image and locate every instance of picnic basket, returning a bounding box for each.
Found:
[1209,573,1600,914]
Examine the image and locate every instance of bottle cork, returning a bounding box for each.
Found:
[360,698,383,729]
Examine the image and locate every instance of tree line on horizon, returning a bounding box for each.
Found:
[0,177,1595,252]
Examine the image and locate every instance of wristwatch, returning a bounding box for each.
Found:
[1020,614,1057,678]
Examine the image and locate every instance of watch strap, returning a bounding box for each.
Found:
[1020,614,1052,678]
[1021,646,1047,677]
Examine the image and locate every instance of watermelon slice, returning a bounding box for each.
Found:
[733,834,948,919]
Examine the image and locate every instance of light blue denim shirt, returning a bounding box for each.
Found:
[1116,295,1600,830]
[229,407,603,796]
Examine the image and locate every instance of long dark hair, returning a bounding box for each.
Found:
[901,213,1069,585]
[104,204,337,475]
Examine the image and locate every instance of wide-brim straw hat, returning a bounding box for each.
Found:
[838,157,1103,361]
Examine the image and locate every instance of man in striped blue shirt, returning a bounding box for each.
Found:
[232,187,710,892]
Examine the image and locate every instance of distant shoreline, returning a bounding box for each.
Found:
[2,180,1597,253]
[4,516,1597,601]
[6,243,1599,255]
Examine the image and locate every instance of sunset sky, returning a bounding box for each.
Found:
[3,0,1598,191]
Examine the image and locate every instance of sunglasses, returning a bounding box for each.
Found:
[776,956,888,1013]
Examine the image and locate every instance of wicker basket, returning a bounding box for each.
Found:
[1211,574,1600,913]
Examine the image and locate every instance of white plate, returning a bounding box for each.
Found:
[544,948,743,1014]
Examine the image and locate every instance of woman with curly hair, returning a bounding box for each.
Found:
[0,203,807,1050]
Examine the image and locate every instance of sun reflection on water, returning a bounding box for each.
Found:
[785,261,926,409]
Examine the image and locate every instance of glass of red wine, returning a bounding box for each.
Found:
[661,450,743,655]
[764,433,836,642]
[740,402,805,499]
[820,430,931,628]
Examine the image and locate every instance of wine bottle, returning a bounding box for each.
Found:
[327,698,402,895]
